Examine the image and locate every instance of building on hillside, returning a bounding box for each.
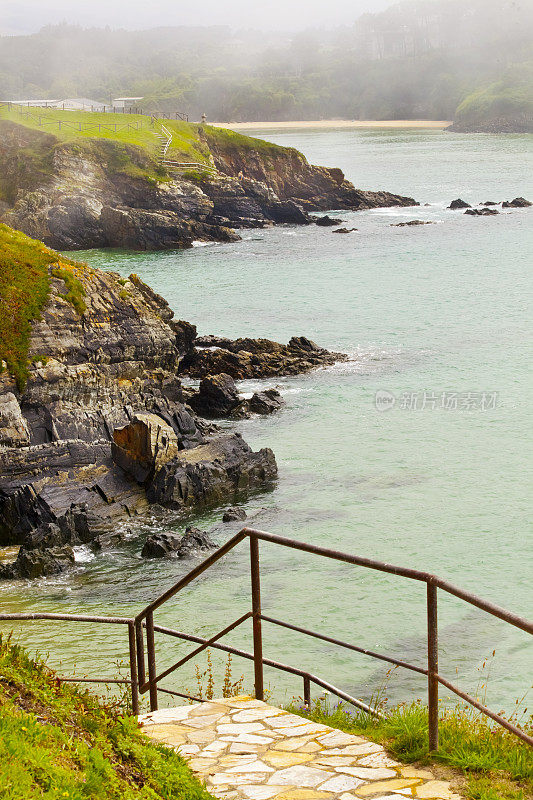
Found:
[53,98,107,111]
[1,98,105,110]
[112,97,143,111]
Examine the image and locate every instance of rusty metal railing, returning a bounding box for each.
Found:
[1,528,531,751]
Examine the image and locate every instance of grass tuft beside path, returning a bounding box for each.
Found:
[287,697,532,800]
[0,635,213,800]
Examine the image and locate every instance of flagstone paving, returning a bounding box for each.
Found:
[140,696,463,800]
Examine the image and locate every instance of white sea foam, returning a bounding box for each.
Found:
[72,546,95,563]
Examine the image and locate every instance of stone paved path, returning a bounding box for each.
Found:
[140,696,463,800]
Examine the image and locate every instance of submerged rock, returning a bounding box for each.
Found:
[391,220,436,227]
[223,507,247,523]
[332,227,357,233]
[465,208,499,216]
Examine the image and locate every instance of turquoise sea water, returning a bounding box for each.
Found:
[2,128,532,716]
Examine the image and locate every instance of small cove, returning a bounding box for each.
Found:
[1,127,531,715]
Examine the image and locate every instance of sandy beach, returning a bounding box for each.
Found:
[212,119,451,130]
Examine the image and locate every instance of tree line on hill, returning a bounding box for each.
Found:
[0,0,531,130]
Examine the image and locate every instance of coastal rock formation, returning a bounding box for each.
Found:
[181,335,347,380]
[189,373,242,418]
[223,507,247,523]
[465,208,499,216]
[249,389,284,415]
[141,526,216,559]
[0,120,417,250]
[315,215,345,226]
[448,199,471,210]
[188,375,285,418]
[502,197,532,208]
[147,434,277,510]
[0,227,349,577]
[391,220,435,227]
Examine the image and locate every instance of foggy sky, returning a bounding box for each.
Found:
[1,0,396,36]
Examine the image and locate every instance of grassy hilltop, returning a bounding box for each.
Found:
[0,104,291,170]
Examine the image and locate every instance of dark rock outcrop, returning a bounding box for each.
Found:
[141,526,215,559]
[0,503,108,579]
[448,199,471,210]
[316,215,345,227]
[465,208,499,216]
[249,389,284,415]
[223,507,247,522]
[333,227,357,234]
[181,335,347,380]
[502,197,532,208]
[147,434,277,511]
[189,374,241,418]
[391,220,435,227]
[0,251,282,563]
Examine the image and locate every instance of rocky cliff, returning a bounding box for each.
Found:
[0,120,417,250]
[0,227,343,578]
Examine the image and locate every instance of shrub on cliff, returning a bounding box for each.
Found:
[0,635,213,799]
[0,224,84,390]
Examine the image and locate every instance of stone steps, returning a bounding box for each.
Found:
[140,696,464,800]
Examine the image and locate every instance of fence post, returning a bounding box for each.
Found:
[146,612,158,711]
[128,621,140,716]
[427,581,439,751]
[135,618,146,688]
[303,675,311,708]
[250,535,264,701]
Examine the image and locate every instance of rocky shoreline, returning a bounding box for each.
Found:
[0,243,347,580]
[0,119,417,251]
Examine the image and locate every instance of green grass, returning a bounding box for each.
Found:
[0,105,214,167]
[50,266,86,315]
[286,697,533,800]
[201,123,303,162]
[0,635,214,800]
[0,224,87,390]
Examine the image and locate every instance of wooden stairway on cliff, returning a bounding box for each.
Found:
[153,122,218,177]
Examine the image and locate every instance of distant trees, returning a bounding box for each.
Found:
[0,0,531,124]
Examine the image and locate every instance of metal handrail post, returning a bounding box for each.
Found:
[135,618,146,689]
[250,535,264,701]
[146,612,158,711]
[427,581,439,751]
[128,621,140,716]
[303,674,311,708]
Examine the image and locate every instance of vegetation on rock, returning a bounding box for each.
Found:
[0,635,213,799]
[0,224,83,390]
